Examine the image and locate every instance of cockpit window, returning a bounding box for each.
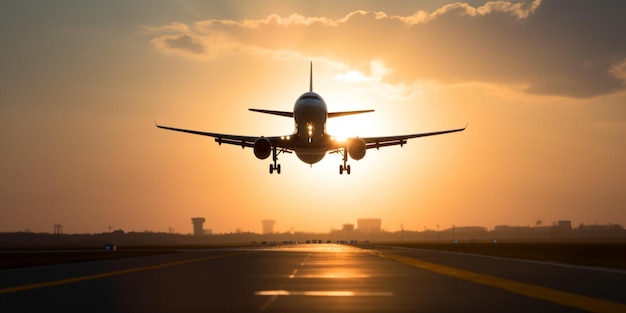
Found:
[299,94,320,100]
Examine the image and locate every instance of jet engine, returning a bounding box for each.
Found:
[254,137,272,160]
[348,138,366,160]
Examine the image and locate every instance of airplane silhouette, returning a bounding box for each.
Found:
[156,63,465,174]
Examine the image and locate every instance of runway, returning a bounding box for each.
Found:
[1,244,625,312]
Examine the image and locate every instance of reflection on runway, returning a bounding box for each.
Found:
[255,290,393,297]
[255,244,390,303]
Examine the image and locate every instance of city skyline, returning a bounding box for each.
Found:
[11,216,625,237]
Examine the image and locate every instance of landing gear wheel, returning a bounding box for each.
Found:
[268,146,281,174]
[338,146,351,175]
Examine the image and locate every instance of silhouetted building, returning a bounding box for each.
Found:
[358,218,381,233]
[262,219,275,235]
[558,220,572,232]
[342,224,355,231]
[191,217,206,236]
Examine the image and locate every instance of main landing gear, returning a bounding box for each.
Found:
[338,147,351,175]
[269,146,288,174]
[269,163,281,174]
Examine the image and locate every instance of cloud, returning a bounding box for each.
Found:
[391,0,541,24]
[145,0,626,98]
[335,70,371,83]
[151,34,206,57]
[610,58,626,83]
[334,61,422,100]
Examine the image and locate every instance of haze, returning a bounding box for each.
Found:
[1,0,624,235]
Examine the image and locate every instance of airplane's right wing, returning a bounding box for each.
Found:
[360,125,467,149]
[248,109,293,118]
[154,122,293,150]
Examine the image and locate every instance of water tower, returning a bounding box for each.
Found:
[262,219,275,235]
[191,217,206,236]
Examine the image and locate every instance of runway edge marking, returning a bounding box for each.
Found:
[0,251,251,295]
[380,253,626,313]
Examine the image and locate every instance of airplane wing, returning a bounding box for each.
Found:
[328,110,375,118]
[359,125,467,149]
[154,122,291,149]
[248,109,293,118]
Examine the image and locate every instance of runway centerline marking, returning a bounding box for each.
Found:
[289,269,298,278]
[382,253,626,313]
[0,251,251,295]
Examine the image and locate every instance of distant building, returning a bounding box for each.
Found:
[262,220,275,235]
[558,220,572,232]
[357,218,381,233]
[191,217,206,236]
[342,224,355,231]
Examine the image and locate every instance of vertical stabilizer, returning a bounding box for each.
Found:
[309,62,313,92]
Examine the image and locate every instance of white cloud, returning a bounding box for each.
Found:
[335,70,371,83]
[334,61,423,100]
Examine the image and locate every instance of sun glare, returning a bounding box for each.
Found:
[330,135,347,142]
[326,118,363,140]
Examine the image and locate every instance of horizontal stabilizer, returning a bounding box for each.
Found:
[328,109,374,118]
[249,108,293,118]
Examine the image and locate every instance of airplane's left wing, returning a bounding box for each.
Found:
[154,122,290,149]
[359,125,467,149]
[328,110,374,118]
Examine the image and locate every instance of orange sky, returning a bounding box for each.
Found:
[1,0,625,235]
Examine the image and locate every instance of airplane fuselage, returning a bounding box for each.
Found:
[292,92,331,164]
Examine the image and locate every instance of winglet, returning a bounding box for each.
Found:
[309,61,313,92]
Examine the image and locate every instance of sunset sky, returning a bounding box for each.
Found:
[1,0,625,235]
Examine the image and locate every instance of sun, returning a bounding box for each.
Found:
[326,115,371,140]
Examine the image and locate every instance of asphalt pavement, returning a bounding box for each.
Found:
[1,244,625,312]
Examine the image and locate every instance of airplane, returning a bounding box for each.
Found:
[156,63,465,175]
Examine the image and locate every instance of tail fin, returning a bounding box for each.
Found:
[309,61,313,92]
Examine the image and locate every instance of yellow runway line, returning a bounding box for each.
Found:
[383,253,626,313]
[0,251,250,295]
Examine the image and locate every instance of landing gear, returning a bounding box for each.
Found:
[269,163,281,174]
[269,146,282,174]
[338,147,351,175]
